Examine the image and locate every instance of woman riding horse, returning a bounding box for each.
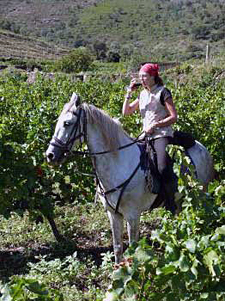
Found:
[122,63,178,214]
[46,90,214,263]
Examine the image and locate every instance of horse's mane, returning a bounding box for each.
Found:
[82,103,130,151]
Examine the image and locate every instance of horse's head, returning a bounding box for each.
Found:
[46,93,84,164]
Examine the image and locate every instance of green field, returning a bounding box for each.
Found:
[0,1,224,299]
[0,57,224,300]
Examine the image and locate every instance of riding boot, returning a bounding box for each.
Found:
[161,165,178,215]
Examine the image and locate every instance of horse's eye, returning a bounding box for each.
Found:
[64,121,71,127]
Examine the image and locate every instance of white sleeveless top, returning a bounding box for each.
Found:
[139,85,173,139]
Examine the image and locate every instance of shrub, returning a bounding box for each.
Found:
[53,47,95,73]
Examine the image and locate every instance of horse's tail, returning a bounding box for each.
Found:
[186,141,215,191]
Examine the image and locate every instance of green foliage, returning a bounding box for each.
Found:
[4,57,54,72]
[0,71,128,221]
[0,277,63,300]
[168,63,225,174]
[0,19,20,33]
[24,251,113,300]
[0,62,224,218]
[0,62,225,300]
[53,48,95,73]
[106,150,225,301]
[0,73,58,218]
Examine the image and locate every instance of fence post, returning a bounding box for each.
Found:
[205,44,210,64]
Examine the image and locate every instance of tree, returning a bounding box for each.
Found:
[93,41,107,60]
[54,47,94,73]
[106,41,121,62]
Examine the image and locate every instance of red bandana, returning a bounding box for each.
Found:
[139,63,159,76]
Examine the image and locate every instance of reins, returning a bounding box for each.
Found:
[72,131,144,156]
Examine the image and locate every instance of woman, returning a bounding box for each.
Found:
[122,63,177,214]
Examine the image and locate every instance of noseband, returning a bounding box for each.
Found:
[50,106,86,154]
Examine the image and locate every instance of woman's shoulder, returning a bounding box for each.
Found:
[161,86,172,98]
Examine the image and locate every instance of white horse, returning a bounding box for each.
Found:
[46,93,214,263]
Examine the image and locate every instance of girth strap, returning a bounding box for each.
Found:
[100,161,141,213]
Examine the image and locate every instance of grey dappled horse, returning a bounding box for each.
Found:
[46,93,214,263]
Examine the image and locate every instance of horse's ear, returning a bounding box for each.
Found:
[70,92,81,107]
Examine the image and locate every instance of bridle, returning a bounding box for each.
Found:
[50,105,144,156]
[49,106,86,155]
[49,104,145,213]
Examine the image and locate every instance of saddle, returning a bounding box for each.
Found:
[138,131,196,195]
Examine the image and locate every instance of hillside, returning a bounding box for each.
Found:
[0,0,225,62]
[0,30,69,61]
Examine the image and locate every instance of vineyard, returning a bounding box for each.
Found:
[0,61,224,300]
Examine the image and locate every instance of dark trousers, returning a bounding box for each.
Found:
[153,137,177,214]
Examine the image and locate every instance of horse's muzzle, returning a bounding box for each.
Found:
[45,144,65,164]
[46,151,55,163]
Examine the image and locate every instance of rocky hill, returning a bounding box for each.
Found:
[0,0,224,62]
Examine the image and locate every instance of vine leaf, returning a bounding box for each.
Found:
[179,254,190,272]
[203,250,220,277]
[185,239,197,253]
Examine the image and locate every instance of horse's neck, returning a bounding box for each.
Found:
[86,122,131,156]
[86,123,140,189]
[86,123,112,153]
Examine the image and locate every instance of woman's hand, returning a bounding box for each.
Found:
[127,78,140,92]
[145,123,157,135]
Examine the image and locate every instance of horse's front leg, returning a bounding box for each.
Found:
[107,210,124,264]
[126,214,140,245]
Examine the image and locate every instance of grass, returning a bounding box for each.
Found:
[0,201,112,251]
[0,202,113,300]
[0,199,163,300]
